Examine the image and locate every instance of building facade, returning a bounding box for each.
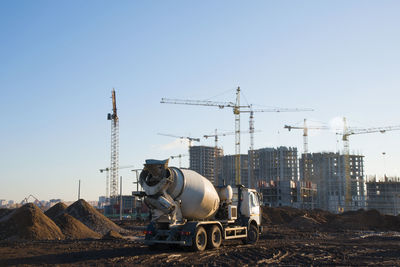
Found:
[366,177,400,216]
[189,145,223,185]
[300,152,365,213]
[254,146,299,207]
[219,154,249,187]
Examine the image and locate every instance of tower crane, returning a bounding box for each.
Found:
[341,117,400,211]
[107,89,119,198]
[284,119,329,185]
[170,154,188,168]
[284,119,330,154]
[204,129,257,186]
[100,165,135,200]
[242,107,313,188]
[158,133,200,148]
[161,87,249,185]
[161,87,313,186]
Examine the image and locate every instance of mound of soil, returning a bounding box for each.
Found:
[0,208,13,219]
[288,215,321,231]
[261,206,306,225]
[0,203,64,241]
[53,213,101,239]
[262,206,400,232]
[45,202,67,220]
[329,209,400,231]
[103,230,123,240]
[65,199,123,235]
[307,209,337,224]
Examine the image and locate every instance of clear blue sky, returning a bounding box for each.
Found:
[1,1,400,201]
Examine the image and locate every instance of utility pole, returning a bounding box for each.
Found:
[132,169,142,219]
[78,179,81,200]
[382,152,387,180]
[120,176,123,220]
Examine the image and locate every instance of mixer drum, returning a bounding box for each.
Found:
[168,168,220,220]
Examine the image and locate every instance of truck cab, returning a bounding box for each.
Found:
[234,186,262,243]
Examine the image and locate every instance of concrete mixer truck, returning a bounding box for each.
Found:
[139,159,262,251]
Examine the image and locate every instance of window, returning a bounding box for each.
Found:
[250,192,259,207]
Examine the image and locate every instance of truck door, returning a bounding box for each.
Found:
[249,191,261,225]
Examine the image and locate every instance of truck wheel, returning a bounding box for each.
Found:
[191,226,207,251]
[243,224,259,244]
[206,225,222,249]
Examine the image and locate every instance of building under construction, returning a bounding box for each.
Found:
[366,176,400,216]
[189,145,223,185]
[254,147,299,207]
[254,147,298,183]
[219,154,249,187]
[297,180,318,209]
[300,152,365,213]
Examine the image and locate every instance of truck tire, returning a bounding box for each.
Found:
[242,224,259,244]
[191,226,207,251]
[206,225,222,249]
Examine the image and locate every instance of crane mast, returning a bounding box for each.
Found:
[249,111,255,188]
[204,129,254,186]
[107,89,119,198]
[234,87,241,185]
[303,119,308,154]
[284,119,329,186]
[342,117,351,210]
[100,165,135,200]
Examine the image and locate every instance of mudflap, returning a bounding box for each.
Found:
[144,222,157,244]
[179,221,198,246]
[144,222,191,246]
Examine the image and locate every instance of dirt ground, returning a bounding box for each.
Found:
[1,226,400,266]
